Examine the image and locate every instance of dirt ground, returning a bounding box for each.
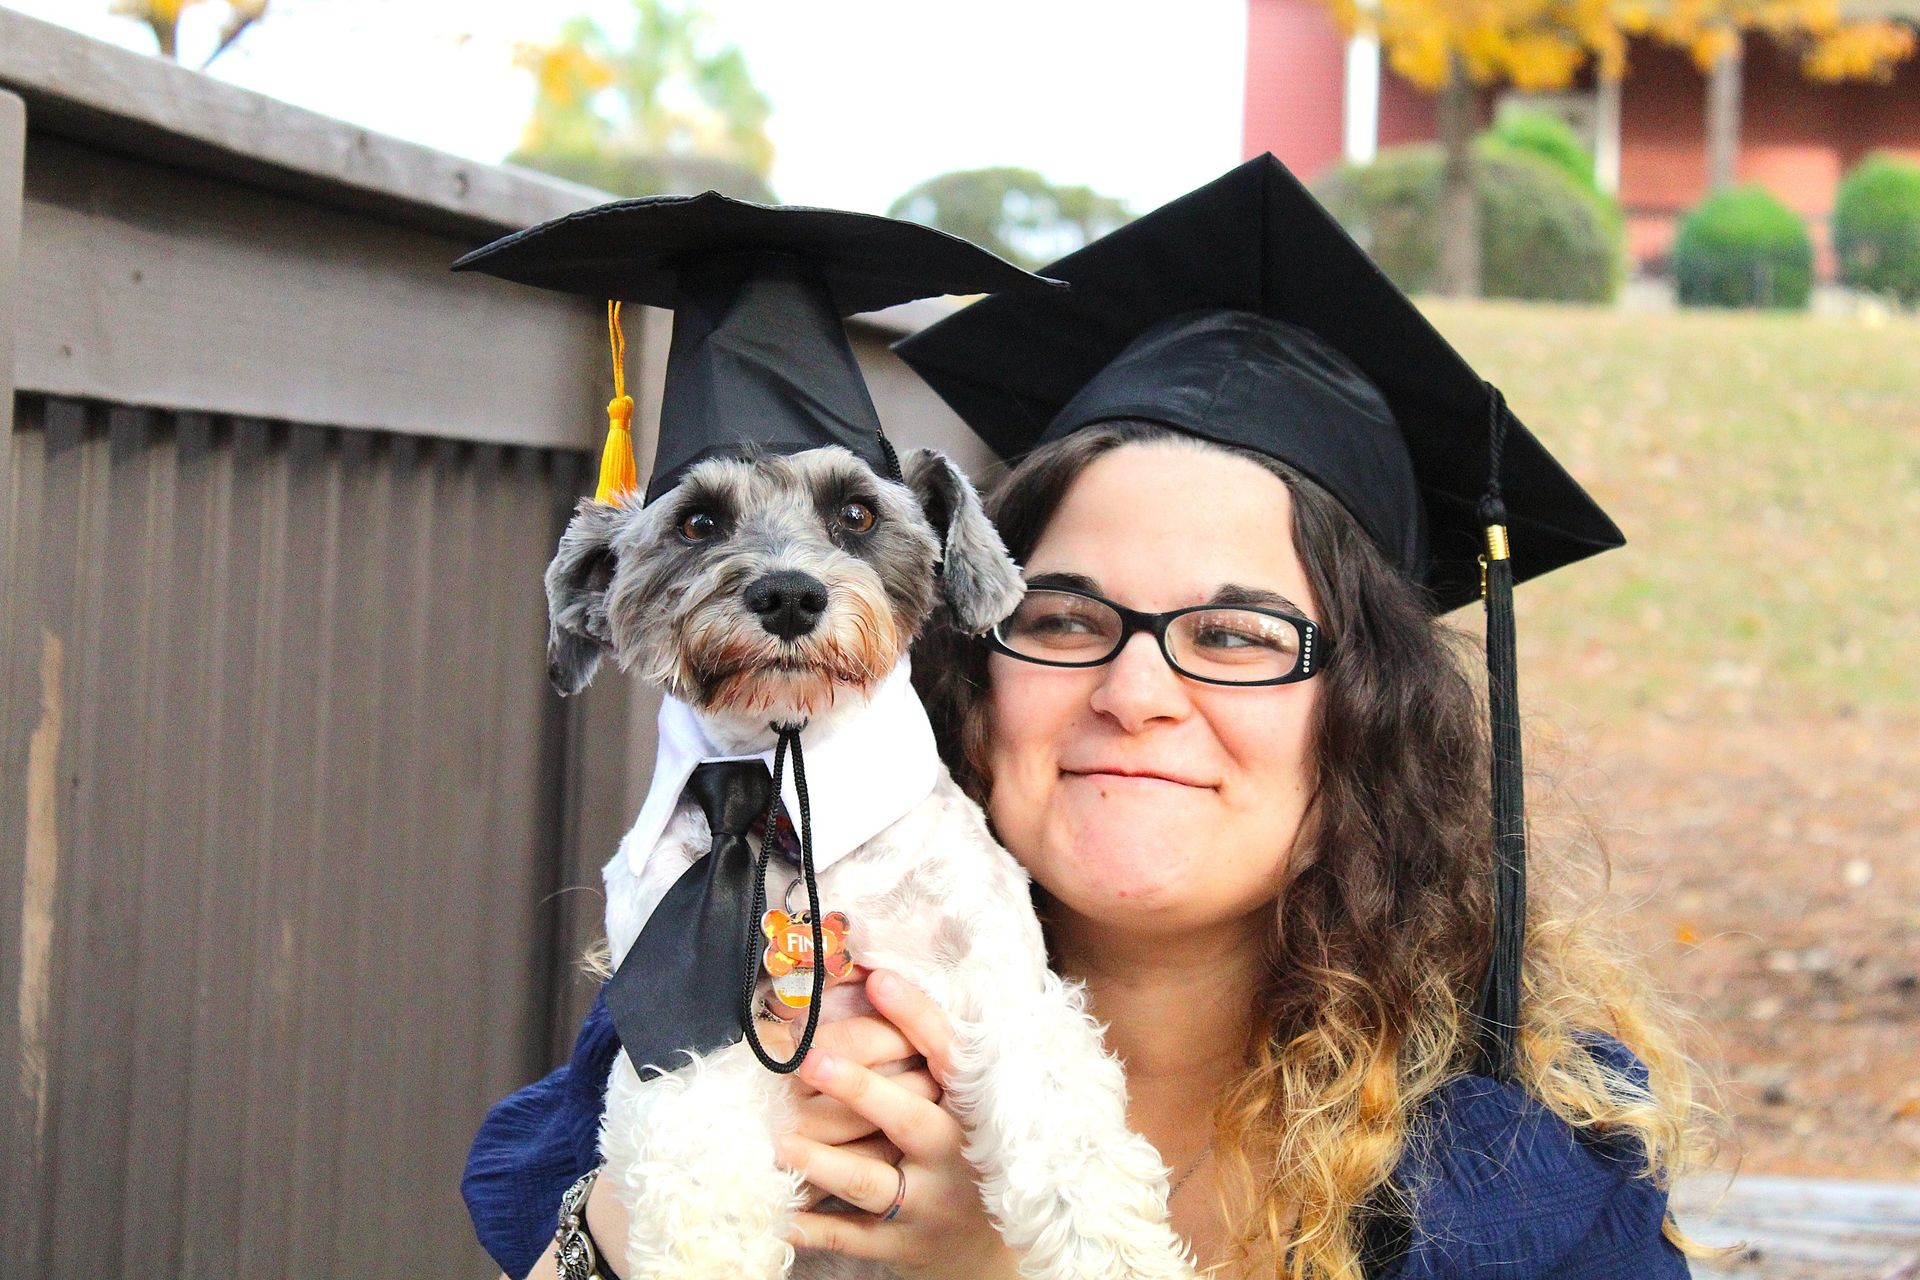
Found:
[1560,707,1920,1181]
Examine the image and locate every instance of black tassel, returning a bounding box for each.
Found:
[877,429,905,484]
[741,725,828,1073]
[1473,388,1526,1082]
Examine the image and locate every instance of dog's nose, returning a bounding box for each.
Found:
[744,571,828,639]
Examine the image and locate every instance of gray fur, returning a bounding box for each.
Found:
[544,498,627,695]
[902,447,1026,634]
[928,914,974,970]
[541,446,1020,722]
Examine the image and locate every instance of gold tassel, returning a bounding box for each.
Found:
[595,300,639,505]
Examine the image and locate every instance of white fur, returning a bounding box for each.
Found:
[599,772,1200,1280]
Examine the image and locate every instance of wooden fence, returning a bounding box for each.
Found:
[0,12,985,1275]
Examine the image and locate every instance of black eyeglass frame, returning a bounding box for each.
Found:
[986,586,1332,687]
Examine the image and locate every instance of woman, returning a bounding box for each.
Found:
[465,158,1716,1279]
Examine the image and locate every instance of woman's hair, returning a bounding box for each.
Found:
[913,421,1721,1279]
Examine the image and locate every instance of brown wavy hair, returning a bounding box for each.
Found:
[912,422,1721,1278]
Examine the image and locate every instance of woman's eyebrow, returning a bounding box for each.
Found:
[1024,573,1306,616]
[1212,582,1306,614]
[1024,570,1102,593]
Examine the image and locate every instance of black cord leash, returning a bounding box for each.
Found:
[740,723,828,1073]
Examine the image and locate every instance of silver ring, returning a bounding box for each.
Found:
[878,1162,906,1222]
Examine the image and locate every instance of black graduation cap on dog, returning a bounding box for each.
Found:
[454,189,1064,505]
[894,153,1625,1081]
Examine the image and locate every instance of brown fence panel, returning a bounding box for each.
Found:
[0,395,611,1276]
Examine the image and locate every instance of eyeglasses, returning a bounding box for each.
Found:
[987,587,1330,686]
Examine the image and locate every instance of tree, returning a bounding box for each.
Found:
[110,0,269,66]
[887,168,1132,271]
[510,0,775,201]
[1312,0,1916,296]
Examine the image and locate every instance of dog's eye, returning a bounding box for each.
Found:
[835,501,876,534]
[679,510,720,542]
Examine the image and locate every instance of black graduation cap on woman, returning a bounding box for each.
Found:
[454,191,1062,1075]
[893,153,1625,1081]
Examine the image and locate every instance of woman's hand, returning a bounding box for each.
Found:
[755,980,936,1184]
[771,969,1023,1280]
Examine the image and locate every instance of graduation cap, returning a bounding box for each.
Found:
[894,153,1625,1081]
[453,189,1064,506]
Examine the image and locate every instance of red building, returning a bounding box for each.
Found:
[1244,0,1920,276]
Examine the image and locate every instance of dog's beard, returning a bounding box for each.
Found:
[661,575,904,722]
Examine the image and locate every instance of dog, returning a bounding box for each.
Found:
[544,443,1199,1280]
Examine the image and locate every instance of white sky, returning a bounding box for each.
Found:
[8,0,1250,216]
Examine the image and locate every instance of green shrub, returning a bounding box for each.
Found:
[1833,153,1920,306]
[1311,142,1621,303]
[1487,109,1597,192]
[1673,185,1812,309]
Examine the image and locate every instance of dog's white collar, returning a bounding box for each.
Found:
[607,658,941,897]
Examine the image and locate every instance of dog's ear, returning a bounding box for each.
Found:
[544,499,626,695]
[902,448,1024,634]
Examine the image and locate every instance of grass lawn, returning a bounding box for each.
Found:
[1422,299,1920,724]
[1415,299,1920,1179]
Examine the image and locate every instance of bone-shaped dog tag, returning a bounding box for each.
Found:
[760,909,854,1009]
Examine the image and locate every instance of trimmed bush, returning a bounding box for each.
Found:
[1312,142,1621,303]
[1833,153,1920,306]
[1674,186,1813,310]
[1487,109,1597,192]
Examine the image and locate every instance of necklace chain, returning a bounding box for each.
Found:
[1168,1141,1214,1201]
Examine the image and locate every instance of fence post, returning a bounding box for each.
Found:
[1,90,21,485]
[0,86,30,1274]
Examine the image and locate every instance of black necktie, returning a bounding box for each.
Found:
[604,760,771,1080]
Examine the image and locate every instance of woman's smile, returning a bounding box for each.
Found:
[1059,764,1216,789]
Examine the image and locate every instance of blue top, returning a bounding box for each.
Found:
[462,996,1689,1280]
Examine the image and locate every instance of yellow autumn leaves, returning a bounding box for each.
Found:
[109,0,270,64]
[1323,0,1914,91]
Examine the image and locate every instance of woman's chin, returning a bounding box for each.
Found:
[1042,804,1211,914]
[1059,773,1217,828]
